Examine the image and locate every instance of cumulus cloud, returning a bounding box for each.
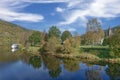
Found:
[58,0,120,26]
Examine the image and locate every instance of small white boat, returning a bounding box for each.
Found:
[11,44,19,49]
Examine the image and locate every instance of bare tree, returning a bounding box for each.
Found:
[85,18,104,45]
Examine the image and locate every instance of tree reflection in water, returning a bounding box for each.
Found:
[23,54,120,80]
[85,65,103,80]
[42,55,61,78]
[106,63,120,80]
[49,67,61,78]
[63,59,79,72]
[29,56,41,69]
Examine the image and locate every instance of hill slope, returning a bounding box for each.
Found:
[0,20,32,45]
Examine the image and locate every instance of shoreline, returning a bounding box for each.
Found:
[22,46,120,64]
[40,53,120,64]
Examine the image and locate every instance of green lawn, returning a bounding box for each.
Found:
[80,45,109,48]
[80,45,111,58]
[22,46,40,54]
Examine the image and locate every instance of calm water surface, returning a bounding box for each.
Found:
[0,47,120,80]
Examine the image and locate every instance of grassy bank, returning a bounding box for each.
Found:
[80,46,111,58]
[41,52,120,64]
[23,46,120,64]
[22,46,40,55]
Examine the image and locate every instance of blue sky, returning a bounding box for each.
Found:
[0,0,120,34]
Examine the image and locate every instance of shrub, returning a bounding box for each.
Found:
[40,37,61,53]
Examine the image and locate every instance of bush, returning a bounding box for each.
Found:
[109,35,120,58]
[62,37,80,54]
[40,37,61,53]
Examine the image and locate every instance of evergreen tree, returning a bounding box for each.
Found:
[61,30,72,42]
[29,31,42,46]
[48,26,61,38]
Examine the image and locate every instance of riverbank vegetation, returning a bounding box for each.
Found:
[20,18,120,64]
[1,18,120,64]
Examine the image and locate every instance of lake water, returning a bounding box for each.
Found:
[0,48,120,80]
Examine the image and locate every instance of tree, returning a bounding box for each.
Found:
[61,30,72,42]
[102,38,110,46]
[108,29,120,57]
[87,18,101,32]
[48,26,61,38]
[97,28,104,44]
[84,31,95,45]
[62,38,75,54]
[29,31,42,46]
[20,31,32,46]
[85,18,104,45]
[42,37,61,53]
[62,37,81,54]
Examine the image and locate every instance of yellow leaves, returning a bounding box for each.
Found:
[44,37,61,53]
[63,37,81,54]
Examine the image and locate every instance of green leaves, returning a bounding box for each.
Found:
[48,26,61,38]
[29,31,42,46]
[61,30,72,42]
[108,28,120,57]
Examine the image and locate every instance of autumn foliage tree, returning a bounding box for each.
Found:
[41,37,61,53]
[62,36,81,54]
[84,18,104,45]
[40,26,81,54]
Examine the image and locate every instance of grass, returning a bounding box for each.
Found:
[23,45,120,64]
[22,46,40,54]
[80,45,109,48]
[80,45,111,58]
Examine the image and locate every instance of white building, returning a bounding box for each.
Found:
[11,44,19,49]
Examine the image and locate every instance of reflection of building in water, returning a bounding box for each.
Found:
[11,48,18,52]
[11,44,19,52]
[85,66,103,80]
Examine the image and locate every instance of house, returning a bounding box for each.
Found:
[11,44,19,49]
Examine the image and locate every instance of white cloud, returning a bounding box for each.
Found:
[0,0,120,25]
[68,28,76,32]
[67,0,83,8]
[60,27,76,32]
[0,8,44,22]
[22,0,71,3]
[56,7,64,13]
[58,0,120,26]
[0,0,44,22]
